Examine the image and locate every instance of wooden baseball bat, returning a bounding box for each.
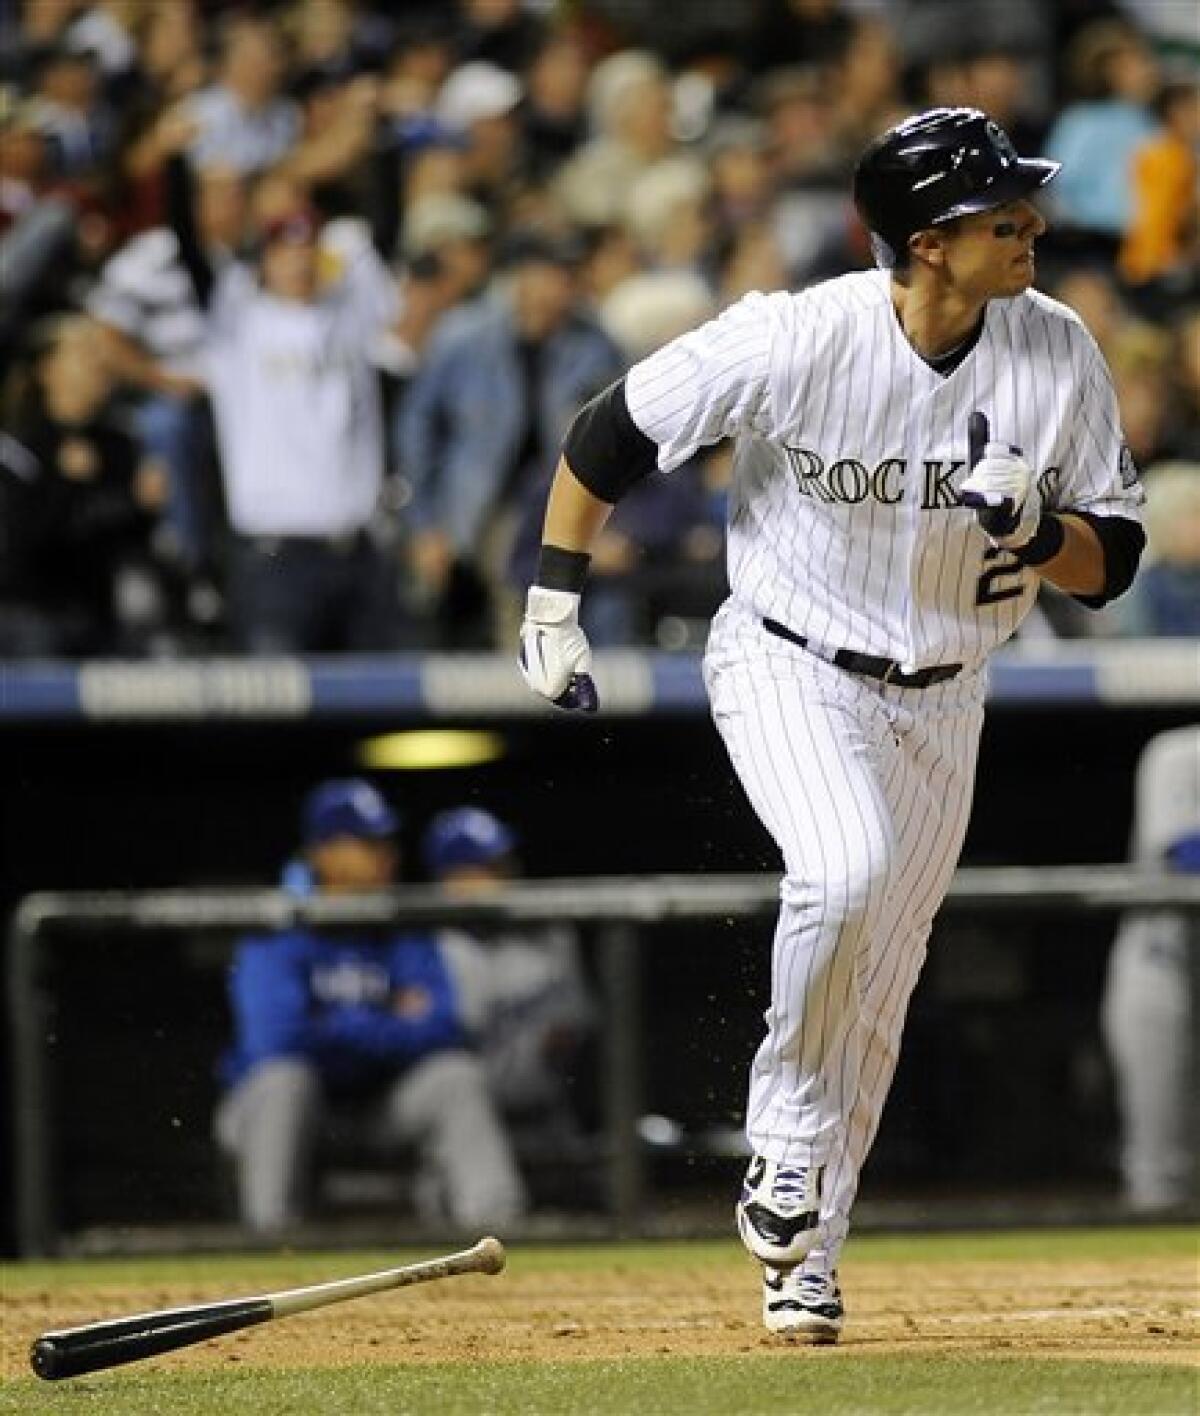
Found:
[30,1235,506,1381]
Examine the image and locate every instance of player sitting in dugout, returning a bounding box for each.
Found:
[422,807,597,1189]
[215,779,527,1235]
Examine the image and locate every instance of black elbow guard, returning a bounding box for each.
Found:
[1069,513,1146,608]
[563,378,660,502]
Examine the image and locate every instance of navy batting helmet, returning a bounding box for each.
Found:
[423,807,516,876]
[853,108,1059,268]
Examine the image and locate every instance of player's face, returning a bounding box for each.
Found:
[309,836,398,893]
[939,199,1047,299]
[437,859,515,898]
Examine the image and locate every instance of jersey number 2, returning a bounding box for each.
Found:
[975,547,1025,606]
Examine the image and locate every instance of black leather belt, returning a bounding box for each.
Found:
[762,617,962,688]
[240,531,367,556]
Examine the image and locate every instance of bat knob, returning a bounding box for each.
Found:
[30,1337,66,1381]
[475,1236,507,1275]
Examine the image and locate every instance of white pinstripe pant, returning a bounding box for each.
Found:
[705,603,985,1271]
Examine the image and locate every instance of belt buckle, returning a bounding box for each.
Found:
[882,660,904,686]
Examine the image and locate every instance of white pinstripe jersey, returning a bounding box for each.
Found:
[625,269,1143,671]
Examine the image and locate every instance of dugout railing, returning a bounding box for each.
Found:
[8,869,1200,1257]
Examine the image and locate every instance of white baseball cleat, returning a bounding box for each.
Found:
[762,1267,844,1344]
[736,1155,824,1266]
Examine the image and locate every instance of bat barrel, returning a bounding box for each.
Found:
[473,1236,506,1275]
[31,1298,273,1381]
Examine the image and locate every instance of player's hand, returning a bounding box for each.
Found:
[518,586,598,712]
[959,410,1042,550]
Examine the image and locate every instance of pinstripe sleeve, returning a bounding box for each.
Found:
[624,291,778,472]
[1057,338,1145,523]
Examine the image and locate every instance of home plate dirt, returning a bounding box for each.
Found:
[5,1250,1195,1378]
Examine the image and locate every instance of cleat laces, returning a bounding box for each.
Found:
[771,1167,814,1213]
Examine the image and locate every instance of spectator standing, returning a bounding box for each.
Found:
[553,51,676,229]
[377,16,457,128]
[118,3,209,210]
[166,140,406,653]
[829,17,903,157]
[1167,310,1200,460]
[184,13,300,175]
[1108,463,1200,638]
[285,0,391,76]
[705,116,774,240]
[1109,322,1176,469]
[953,43,1048,157]
[0,316,164,655]
[134,0,207,111]
[398,231,622,645]
[64,1,140,99]
[0,94,77,366]
[25,42,115,179]
[380,192,493,386]
[401,191,492,308]
[215,779,527,1235]
[758,65,856,283]
[1042,20,1160,257]
[1049,265,1130,365]
[454,0,545,75]
[520,31,590,183]
[1119,82,1200,296]
[435,60,525,208]
[621,156,713,280]
[89,162,247,570]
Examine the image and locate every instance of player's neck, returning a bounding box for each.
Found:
[889,278,986,362]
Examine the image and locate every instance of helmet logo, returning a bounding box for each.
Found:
[986,121,1016,164]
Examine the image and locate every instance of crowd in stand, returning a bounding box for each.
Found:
[1,0,1196,658]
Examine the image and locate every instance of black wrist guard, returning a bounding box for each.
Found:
[537,544,591,592]
[1012,513,1066,567]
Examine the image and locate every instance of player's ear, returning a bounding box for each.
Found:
[908,228,947,269]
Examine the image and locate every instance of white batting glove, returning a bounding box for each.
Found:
[960,412,1042,552]
[518,586,598,713]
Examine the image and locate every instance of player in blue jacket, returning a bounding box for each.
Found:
[215,779,527,1234]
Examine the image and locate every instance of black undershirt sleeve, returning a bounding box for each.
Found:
[164,152,214,310]
[366,133,401,261]
[1066,512,1146,608]
[562,377,660,503]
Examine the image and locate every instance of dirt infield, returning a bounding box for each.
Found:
[4,1243,1195,1379]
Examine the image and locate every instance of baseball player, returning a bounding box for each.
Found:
[422,807,595,1130]
[518,108,1146,1342]
[1101,725,1200,1214]
[215,779,527,1234]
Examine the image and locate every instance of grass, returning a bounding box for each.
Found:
[4,1356,1196,1416]
[4,1224,1195,1293]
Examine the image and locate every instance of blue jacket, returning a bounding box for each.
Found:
[221,928,466,1092]
[396,296,623,555]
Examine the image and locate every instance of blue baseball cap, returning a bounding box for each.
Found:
[423,807,516,875]
[302,779,399,846]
